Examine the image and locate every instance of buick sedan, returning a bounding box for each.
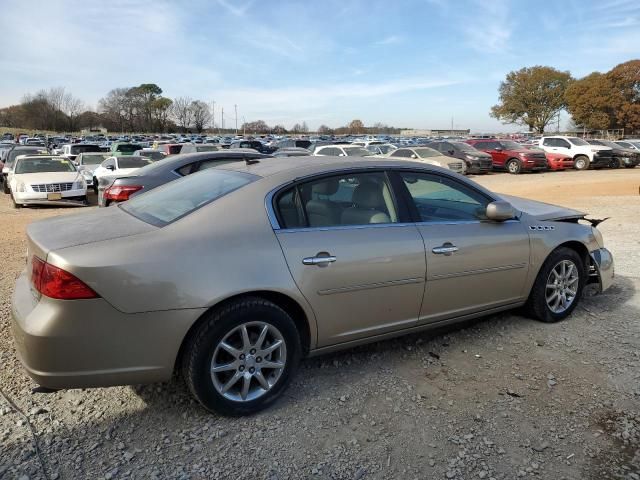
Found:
[12,156,613,415]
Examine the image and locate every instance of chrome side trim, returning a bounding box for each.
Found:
[317,277,424,296]
[430,263,528,280]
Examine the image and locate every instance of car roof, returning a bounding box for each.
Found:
[216,155,448,179]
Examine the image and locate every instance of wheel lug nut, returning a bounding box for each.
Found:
[239,354,245,360]
[239,366,245,371]
[249,367,255,373]
[256,357,262,363]
[250,349,256,355]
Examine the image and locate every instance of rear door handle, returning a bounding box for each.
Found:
[303,255,337,266]
[432,244,458,255]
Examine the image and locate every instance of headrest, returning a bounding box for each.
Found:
[312,178,340,195]
[353,182,384,209]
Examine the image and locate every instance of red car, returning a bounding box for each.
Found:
[466,139,547,174]
[542,151,573,170]
[521,146,573,170]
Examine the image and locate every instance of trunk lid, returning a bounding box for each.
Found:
[27,206,157,260]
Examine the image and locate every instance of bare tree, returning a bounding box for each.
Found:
[172,97,193,131]
[62,93,85,131]
[189,100,211,133]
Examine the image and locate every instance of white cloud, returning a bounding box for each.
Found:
[375,35,403,46]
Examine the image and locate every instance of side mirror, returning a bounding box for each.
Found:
[486,201,516,221]
[494,147,503,152]
[106,165,114,171]
[410,154,417,159]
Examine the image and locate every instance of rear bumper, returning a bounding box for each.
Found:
[11,270,204,389]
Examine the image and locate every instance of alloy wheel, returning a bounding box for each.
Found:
[210,321,287,402]
[545,260,579,314]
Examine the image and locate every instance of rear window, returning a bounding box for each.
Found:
[119,157,152,169]
[115,144,143,153]
[70,144,101,154]
[120,169,257,226]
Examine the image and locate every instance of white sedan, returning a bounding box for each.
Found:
[9,155,87,208]
[91,156,152,184]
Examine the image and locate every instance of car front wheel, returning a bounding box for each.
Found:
[574,155,590,170]
[506,159,522,174]
[524,247,585,323]
[182,297,301,416]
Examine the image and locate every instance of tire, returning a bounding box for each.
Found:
[92,178,98,194]
[506,158,522,174]
[2,179,9,194]
[182,297,302,416]
[609,158,623,169]
[574,155,590,170]
[523,247,586,323]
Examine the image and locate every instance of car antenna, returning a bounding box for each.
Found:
[245,158,260,165]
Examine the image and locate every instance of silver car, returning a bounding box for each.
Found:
[12,156,613,415]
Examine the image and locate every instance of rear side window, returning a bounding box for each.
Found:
[121,169,257,226]
[276,172,398,229]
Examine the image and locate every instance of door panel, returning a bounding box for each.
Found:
[417,221,530,322]
[276,226,426,346]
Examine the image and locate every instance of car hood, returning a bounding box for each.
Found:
[589,145,612,152]
[500,194,585,221]
[27,206,157,258]
[15,171,83,183]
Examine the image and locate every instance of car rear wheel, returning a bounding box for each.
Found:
[506,159,522,174]
[2,179,9,194]
[524,247,585,323]
[574,155,590,170]
[182,297,301,416]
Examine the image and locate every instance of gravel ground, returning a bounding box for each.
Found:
[1,169,639,480]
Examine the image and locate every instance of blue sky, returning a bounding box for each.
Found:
[0,0,639,132]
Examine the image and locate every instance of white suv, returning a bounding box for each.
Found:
[538,136,613,170]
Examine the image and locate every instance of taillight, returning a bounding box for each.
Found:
[104,185,143,202]
[30,256,98,300]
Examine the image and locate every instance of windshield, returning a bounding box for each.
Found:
[344,147,372,156]
[80,154,109,165]
[138,151,166,160]
[599,140,619,148]
[415,148,441,158]
[568,137,589,146]
[498,141,522,150]
[70,145,101,154]
[115,144,143,153]
[119,157,152,169]
[121,169,257,226]
[453,142,478,153]
[616,141,633,148]
[15,157,76,174]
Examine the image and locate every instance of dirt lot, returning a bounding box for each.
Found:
[1,169,639,480]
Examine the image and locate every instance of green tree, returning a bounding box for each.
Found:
[491,66,572,133]
[565,72,615,130]
[607,59,640,131]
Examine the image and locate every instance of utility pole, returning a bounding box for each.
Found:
[211,100,216,133]
[221,108,224,132]
[234,104,238,136]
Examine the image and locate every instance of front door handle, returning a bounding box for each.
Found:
[302,255,337,266]
[432,243,458,255]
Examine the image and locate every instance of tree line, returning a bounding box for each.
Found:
[491,59,640,133]
[0,84,404,135]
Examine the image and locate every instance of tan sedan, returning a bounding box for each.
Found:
[12,156,613,415]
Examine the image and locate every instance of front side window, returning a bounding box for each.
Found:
[276,172,398,229]
[399,172,490,223]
